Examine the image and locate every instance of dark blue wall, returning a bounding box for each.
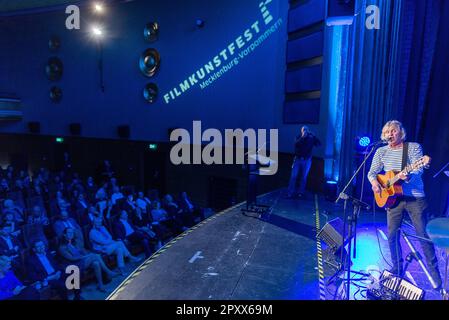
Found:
[0,0,301,152]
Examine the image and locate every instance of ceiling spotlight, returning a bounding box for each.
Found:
[92,26,103,37]
[94,3,104,13]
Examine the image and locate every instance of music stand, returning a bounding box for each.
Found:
[241,153,274,216]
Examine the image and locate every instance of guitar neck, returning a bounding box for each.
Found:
[389,163,417,185]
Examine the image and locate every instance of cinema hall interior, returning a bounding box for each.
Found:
[0,0,448,302]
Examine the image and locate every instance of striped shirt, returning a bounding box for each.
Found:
[367,142,425,198]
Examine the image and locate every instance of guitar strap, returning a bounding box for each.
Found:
[401,142,409,170]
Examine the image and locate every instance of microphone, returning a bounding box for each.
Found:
[368,137,392,147]
[368,140,387,147]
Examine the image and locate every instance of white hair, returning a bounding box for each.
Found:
[381,120,407,141]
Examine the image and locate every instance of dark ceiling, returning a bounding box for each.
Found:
[0,0,95,13]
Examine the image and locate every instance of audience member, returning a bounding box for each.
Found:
[113,210,159,258]
[53,210,84,244]
[0,255,40,300]
[111,186,124,206]
[26,240,83,300]
[89,217,141,275]
[2,199,25,225]
[0,223,23,273]
[136,191,151,211]
[58,227,118,292]
[2,211,23,236]
[84,176,97,202]
[24,205,51,246]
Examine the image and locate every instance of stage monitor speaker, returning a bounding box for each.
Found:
[117,125,130,139]
[69,123,81,135]
[28,122,40,134]
[317,217,351,251]
[328,0,355,17]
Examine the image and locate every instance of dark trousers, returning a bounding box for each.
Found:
[127,231,154,258]
[387,197,442,286]
[287,157,312,196]
[48,278,69,300]
[49,275,82,300]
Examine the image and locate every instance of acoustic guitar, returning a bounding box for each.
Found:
[374,155,431,208]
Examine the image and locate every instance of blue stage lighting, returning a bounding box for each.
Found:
[358,136,371,147]
[196,19,205,28]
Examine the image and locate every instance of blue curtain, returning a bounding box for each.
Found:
[338,0,404,194]
[401,0,449,216]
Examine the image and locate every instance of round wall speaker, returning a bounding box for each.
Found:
[50,86,62,102]
[143,83,158,103]
[48,36,61,51]
[139,48,160,77]
[144,22,159,42]
[46,57,63,81]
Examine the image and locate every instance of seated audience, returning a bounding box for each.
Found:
[26,240,83,300]
[0,178,10,196]
[162,195,186,233]
[110,186,124,206]
[58,227,118,292]
[2,199,25,225]
[73,193,90,224]
[0,223,23,273]
[113,210,159,258]
[95,182,109,201]
[122,194,137,215]
[53,210,84,245]
[136,191,151,211]
[84,176,97,203]
[18,170,32,189]
[27,205,50,226]
[0,255,40,300]
[24,205,51,247]
[89,217,141,275]
[84,206,102,226]
[176,192,198,227]
[2,211,23,235]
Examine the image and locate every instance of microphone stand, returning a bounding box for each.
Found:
[332,140,383,299]
[401,230,439,289]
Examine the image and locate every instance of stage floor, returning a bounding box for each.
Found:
[107,190,446,300]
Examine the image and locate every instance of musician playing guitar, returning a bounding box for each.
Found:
[368,120,442,290]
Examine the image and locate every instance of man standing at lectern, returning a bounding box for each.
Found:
[287,126,321,199]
